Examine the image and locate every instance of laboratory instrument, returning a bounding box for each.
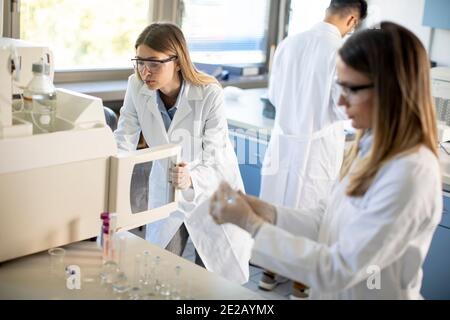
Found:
[0,37,181,263]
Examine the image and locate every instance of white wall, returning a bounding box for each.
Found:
[367,0,450,67]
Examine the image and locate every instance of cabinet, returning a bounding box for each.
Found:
[421,194,450,300]
[229,128,269,197]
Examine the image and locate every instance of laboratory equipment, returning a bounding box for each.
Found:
[128,253,144,300]
[127,250,158,300]
[48,247,66,278]
[260,94,275,120]
[0,37,181,263]
[99,213,121,285]
[432,67,450,142]
[111,235,130,293]
[158,260,172,299]
[171,265,184,300]
[100,260,120,285]
[99,213,110,263]
[22,58,57,134]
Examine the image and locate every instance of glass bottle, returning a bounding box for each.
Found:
[22,58,57,134]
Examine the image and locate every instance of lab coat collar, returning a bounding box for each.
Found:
[138,80,204,137]
[156,80,186,114]
[184,82,204,101]
[168,82,193,134]
[313,21,342,39]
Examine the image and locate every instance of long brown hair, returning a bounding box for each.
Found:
[135,22,218,86]
[339,21,438,197]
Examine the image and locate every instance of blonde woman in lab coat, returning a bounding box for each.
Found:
[114,23,252,284]
[209,22,442,299]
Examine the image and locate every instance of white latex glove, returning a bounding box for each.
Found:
[170,162,192,191]
[209,181,265,236]
[236,191,277,224]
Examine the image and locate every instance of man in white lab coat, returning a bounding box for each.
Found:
[259,0,367,298]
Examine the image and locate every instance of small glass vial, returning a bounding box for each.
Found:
[128,254,143,300]
[171,265,183,300]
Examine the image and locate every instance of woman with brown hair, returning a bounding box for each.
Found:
[209,21,443,299]
[114,23,252,284]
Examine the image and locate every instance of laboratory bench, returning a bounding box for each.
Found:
[0,231,261,300]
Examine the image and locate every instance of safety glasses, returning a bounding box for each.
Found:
[131,56,178,74]
[336,80,374,104]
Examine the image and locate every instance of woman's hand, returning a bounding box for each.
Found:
[171,162,192,190]
[209,182,265,236]
[236,191,277,224]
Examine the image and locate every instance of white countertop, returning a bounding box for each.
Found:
[0,231,261,300]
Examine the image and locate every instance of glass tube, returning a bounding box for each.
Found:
[140,251,157,299]
[112,236,129,293]
[48,247,66,279]
[171,265,183,300]
[152,255,162,295]
[158,260,172,300]
[128,253,143,300]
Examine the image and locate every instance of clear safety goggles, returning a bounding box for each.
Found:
[336,80,374,104]
[131,56,177,74]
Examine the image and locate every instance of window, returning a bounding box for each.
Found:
[287,0,330,36]
[180,0,270,65]
[19,0,150,71]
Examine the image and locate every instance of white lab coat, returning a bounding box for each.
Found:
[114,74,252,284]
[252,136,442,299]
[260,22,347,210]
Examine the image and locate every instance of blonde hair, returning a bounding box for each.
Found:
[339,22,438,197]
[135,22,219,86]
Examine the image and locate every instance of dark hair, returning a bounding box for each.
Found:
[338,21,437,196]
[328,0,368,20]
